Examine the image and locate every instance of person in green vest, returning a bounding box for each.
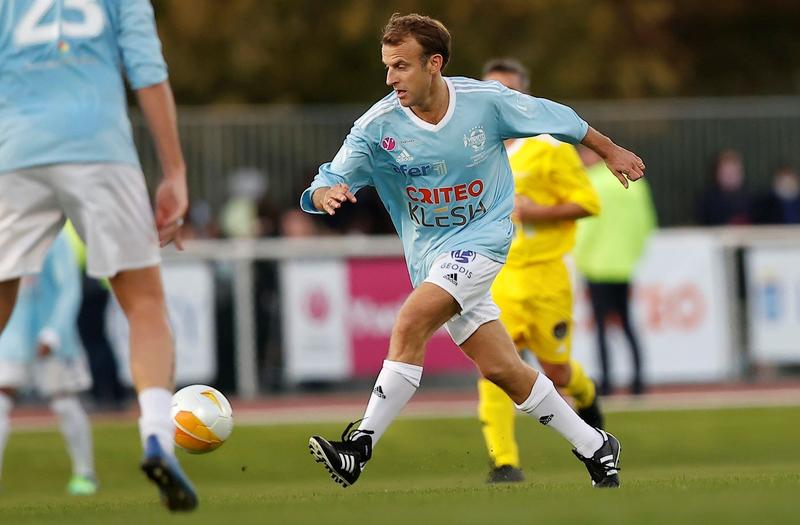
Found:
[574,147,656,395]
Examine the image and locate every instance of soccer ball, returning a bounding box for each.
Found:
[171,385,234,454]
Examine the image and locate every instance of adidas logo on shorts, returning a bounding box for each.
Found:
[538,414,554,425]
[443,273,458,286]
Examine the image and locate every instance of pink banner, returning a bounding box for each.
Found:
[347,258,474,376]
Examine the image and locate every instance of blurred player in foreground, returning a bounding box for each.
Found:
[302,13,645,489]
[0,1,194,510]
[0,231,96,495]
[478,59,604,483]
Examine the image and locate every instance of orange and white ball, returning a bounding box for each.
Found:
[171,385,234,454]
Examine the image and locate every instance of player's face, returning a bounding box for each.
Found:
[382,38,436,107]
[483,71,526,93]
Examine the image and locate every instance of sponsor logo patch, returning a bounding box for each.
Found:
[381,136,397,151]
[450,250,477,264]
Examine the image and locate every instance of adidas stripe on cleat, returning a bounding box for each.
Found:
[308,421,373,488]
[572,429,622,488]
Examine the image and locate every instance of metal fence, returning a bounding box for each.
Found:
[133,97,800,226]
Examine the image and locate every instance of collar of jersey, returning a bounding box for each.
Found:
[400,77,456,133]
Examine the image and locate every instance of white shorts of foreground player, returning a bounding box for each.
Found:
[423,250,503,345]
[0,163,160,281]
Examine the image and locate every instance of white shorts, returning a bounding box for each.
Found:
[0,163,160,280]
[424,250,503,345]
[0,354,92,397]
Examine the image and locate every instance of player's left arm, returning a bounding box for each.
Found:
[116,0,187,248]
[136,82,187,248]
[37,238,82,358]
[493,83,645,189]
[581,127,644,189]
[514,197,591,222]
[515,145,600,223]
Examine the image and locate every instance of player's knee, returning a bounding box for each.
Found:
[480,364,515,391]
[390,311,429,355]
[540,362,571,386]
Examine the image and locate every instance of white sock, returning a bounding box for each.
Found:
[515,373,603,458]
[50,396,95,478]
[0,393,12,480]
[357,360,423,447]
[138,388,175,456]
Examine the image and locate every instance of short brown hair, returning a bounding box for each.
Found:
[482,58,530,92]
[381,13,451,69]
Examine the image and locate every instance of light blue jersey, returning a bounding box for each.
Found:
[0,0,167,173]
[0,232,83,362]
[301,77,588,286]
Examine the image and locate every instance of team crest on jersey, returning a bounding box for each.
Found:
[463,126,486,152]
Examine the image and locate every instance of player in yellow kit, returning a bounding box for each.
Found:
[479,59,605,483]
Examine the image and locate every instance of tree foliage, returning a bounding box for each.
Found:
[152,0,800,104]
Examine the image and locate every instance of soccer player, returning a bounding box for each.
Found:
[0,1,195,510]
[302,14,645,489]
[0,231,97,495]
[476,59,606,483]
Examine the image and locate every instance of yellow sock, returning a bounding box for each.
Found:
[563,359,596,410]
[477,378,519,468]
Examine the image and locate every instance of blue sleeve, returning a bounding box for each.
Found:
[492,82,589,144]
[300,125,376,214]
[40,237,82,351]
[114,0,168,89]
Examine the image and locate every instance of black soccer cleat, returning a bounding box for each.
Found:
[573,429,621,488]
[577,396,605,429]
[487,464,525,484]
[140,435,198,511]
[308,421,373,488]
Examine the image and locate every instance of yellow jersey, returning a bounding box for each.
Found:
[505,135,600,266]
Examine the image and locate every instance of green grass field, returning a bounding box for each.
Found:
[1,406,798,524]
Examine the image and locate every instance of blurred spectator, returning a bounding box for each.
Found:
[754,165,800,224]
[279,209,319,237]
[696,149,753,225]
[575,147,656,395]
[181,200,220,240]
[220,168,268,238]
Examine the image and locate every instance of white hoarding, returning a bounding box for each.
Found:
[746,247,800,364]
[280,259,350,382]
[570,232,735,385]
[107,262,217,385]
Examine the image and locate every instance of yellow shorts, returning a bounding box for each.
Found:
[491,258,573,364]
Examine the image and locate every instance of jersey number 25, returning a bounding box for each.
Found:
[14,0,104,47]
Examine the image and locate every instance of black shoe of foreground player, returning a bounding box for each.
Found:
[487,464,525,484]
[577,396,605,429]
[572,429,621,488]
[308,421,373,488]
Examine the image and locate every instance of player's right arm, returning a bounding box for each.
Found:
[301,126,375,216]
[115,0,186,247]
